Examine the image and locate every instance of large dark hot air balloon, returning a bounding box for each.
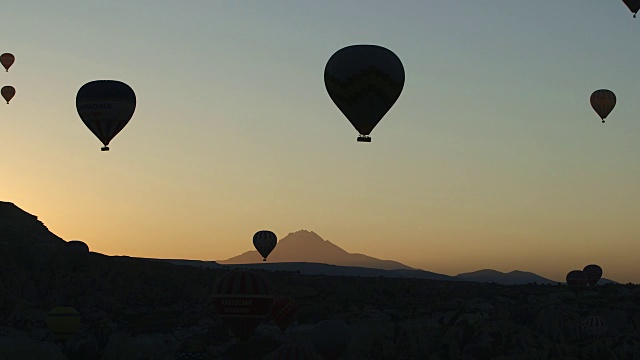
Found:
[566,270,588,295]
[1,86,15,104]
[47,307,81,342]
[76,80,136,151]
[583,264,603,287]
[0,53,14,72]
[582,315,608,340]
[270,297,299,333]
[590,89,616,123]
[311,319,352,360]
[623,0,640,17]
[325,44,404,142]
[253,230,277,261]
[211,270,274,340]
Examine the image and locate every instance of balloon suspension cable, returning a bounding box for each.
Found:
[101,146,110,151]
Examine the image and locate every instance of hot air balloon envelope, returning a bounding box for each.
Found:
[47,307,81,342]
[271,297,299,332]
[76,80,136,151]
[583,264,603,287]
[253,230,277,261]
[325,44,404,142]
[0,53,14,72]
[211,270,273,340]
[623,0,640,17]
[590,89,616,123]
[566,270,588,294]
[1,86,15,104]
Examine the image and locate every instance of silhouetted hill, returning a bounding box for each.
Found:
[218,230,414,270]
[455,269,557,285]
[454,269,619,286]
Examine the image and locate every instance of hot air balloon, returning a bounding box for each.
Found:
[582,315,608,340]
[623,0,640,17]
[0,53,14,72]
[583,264,603,287]
[1,86,15,104]
[46,307,81,342]
[253,230,277,261]
[271,297,299,333]
[311,319,352,360]
[566,270,588,295]
[325,44,404,142]
[66,240,89,254]
[272,343,316,360]
[211,270,274,340]
[590,89,616,123]
[76,80,136,151]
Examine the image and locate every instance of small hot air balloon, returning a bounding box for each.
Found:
[1,86,15,104]
[271,297,299,332]
[583,264,603,287]
[0,53,14,72]
[623,0,640,17]
[566,270,588,295]
[590,89,616,123]
[211,270,274,340]
[311,319,352,360]
[325,44,405,142]
[272,343,316,360]
[66,240,89,254]
[253,230,277,261]
[76,80,136,151]
[47,307,81,342]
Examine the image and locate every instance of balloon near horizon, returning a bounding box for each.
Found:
[253,230,277,261]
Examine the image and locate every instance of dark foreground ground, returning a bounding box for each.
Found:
[1,249,639,359]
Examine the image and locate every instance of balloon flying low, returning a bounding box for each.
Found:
[211,270,274,340]
[1,86,15,104]
[590,89,616,123]
[325,44,404,142]
[253,230,277,261]
[46,307,81,342]
[0,53,14,72]
[566,270,588,295]
[583,264,603,287]
[76,80,136,151]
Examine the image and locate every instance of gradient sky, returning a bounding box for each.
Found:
[2,1,639,283]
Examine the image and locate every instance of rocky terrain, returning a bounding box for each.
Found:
[1,201,639,359]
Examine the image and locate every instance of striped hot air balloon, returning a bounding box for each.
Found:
[271,297,299,332]
[46,307,81,342]
[211,270,274,340]
[253,230,277,261]
[76,80,136,151]
[272,343,316,360]
[325,44,404,142]
[582,315,608,340]
[0,53,14,72]
[566,270,588,295]
[583,264,603,287]
[590,89,616,123]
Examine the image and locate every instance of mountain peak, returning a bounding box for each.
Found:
[218,230,412,270]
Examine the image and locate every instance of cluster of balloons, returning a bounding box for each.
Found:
[565,264,603,294]
[1,53,15,104]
